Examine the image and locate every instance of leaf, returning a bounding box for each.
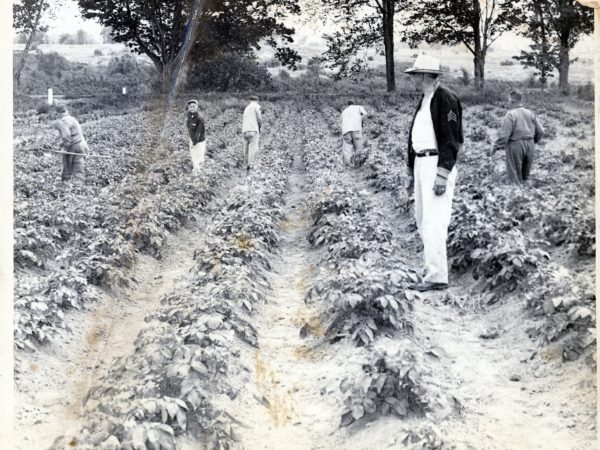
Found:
[176,409,187,430]
[376,374,387,394]
[426,346,448,359]
[190,360,209,375]
[165,401,180,419]
[206,314,223,330]
[341,411,354,426]
[543,298,556,315]
[366,317,377,330]
[351,403,365,420]
[363,397,377,414]
[359,331,370,345]
[385,397,407,416]
[569,307,594,321]
[339,377,352,394]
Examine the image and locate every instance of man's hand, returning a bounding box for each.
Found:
[406,176,414,194]
[433,175,447,196]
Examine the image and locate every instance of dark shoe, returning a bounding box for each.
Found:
[409,281,448,292]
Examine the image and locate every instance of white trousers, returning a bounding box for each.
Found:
[414,155,457,284]
[243,131,259,169]
[189,140,206,172]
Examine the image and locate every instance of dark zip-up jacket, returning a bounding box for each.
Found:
[187,112,205,145]
[407,85,464,179]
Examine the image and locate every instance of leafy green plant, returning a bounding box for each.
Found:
[339,355,428,426]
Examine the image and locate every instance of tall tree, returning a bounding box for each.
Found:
[76,28,90,45]
[513,2,558,91]
[517,0,592,95]
[13,0,57,91]
[78,0,301,92]
[320,0,401,92]
[400,0,525,89]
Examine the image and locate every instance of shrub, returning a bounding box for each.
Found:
[185,52,272,92]
[459,67,471,86]
[500,59,515,66]
[108,53,139,75]
[37,51,70,76]
[93,49,103,56]
[576,82,594,101]
[263,57,281,68]
[279,68,290,80]
[36,103,52,115]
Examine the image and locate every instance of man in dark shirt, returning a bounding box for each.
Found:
[490,90,545,185]
[186,99,206,173]
[405,55,464,292]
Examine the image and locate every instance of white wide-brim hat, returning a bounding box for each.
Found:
[405,54,444,74]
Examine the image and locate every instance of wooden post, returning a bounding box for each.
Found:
[47,88,53,105]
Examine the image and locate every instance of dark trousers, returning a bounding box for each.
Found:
[506,140,534,184]
[62,142,86,181]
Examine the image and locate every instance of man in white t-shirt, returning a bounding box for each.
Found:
[340,100,367,167]
[405,55,464,292]
[242,95,262,172]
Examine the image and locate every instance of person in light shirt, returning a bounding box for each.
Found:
[405,55,464,292]
[52,104,88,182]
[241,94,262,172]
[339,100,367,167]
[490,90,545,185]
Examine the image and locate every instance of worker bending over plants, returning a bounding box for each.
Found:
[52,104,88,182]
[490,90,545,185]
[339,100,368,167]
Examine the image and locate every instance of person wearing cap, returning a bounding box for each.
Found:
[241,95,262,171]
[405,55,464,292]
[52,104,87,182]
[186,99,206,173]
[340,100,368,167]
[490,90,545,185]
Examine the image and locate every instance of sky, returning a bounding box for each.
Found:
[19,0,594,57]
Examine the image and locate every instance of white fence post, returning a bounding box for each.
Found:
[122,87,127,95]
[47,88,53,105]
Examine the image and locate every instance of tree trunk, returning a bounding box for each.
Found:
[382,0,395,92]
[558,45,570,95]
[15,0,45,92]
[473,54,485,90]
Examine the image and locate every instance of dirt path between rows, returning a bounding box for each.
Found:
[14,177,239,450]
[227,153,356,450]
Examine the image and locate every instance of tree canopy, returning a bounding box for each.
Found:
[77,0,301,90]
[400,0,525,88]
[321,0,403,91]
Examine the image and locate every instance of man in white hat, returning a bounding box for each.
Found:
[405,54,464,292]
[242,94,262,172]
